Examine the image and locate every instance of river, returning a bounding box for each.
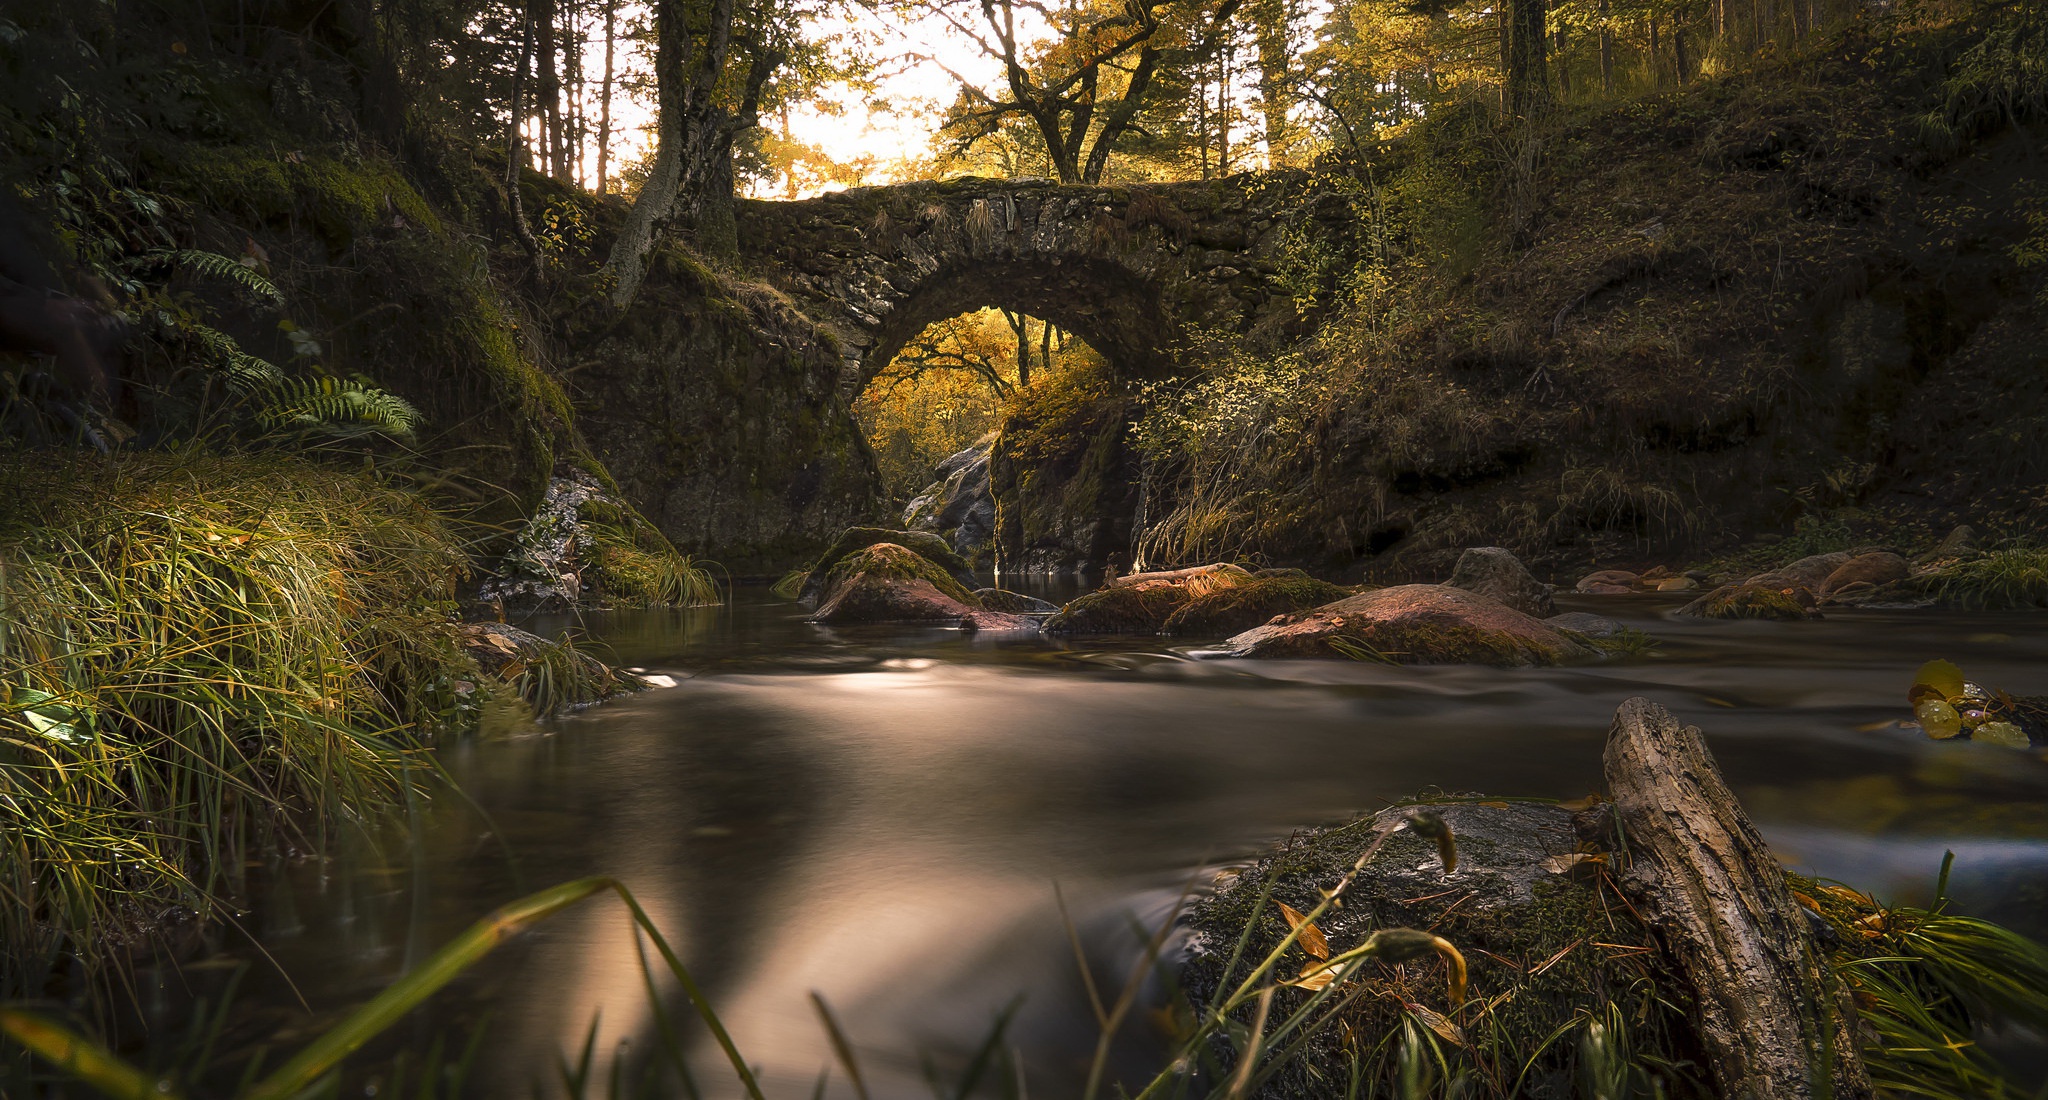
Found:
[153,589,2048,1097]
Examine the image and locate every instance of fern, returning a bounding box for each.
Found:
[187,323,283,394]
[256,374,422,440]
[146,249,284,303]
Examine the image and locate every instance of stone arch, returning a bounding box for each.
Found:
[855,254,1169,392]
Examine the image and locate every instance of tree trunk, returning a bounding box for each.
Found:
[1599,0,1613,93]
[1506,0,1549,114]
[596,0,615,194]
[1674,19,1691,84]
[1555,22,1570,96]
[505,3,542,260]
[534,0,564,181]
[602,0,688,306]
[1249,0,1294,166]
[1603,698,1875,1100]
[1648,13,1661,86]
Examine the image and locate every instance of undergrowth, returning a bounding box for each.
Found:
[0,453,471,986]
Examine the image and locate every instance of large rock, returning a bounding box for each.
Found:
[1818,552,1908,596]
[972,587,1059,614]
[806,543,1032,630]
[1219,584,1592,665]
[1446,546,1555,617]
[1180,800,1663,1097]
[796,526,979,608]
[1744,551,1852,593]
[1043,563,1255,635]
[902,435,997,562]
[1161,573,1355,637]
[1675,583,1821,621]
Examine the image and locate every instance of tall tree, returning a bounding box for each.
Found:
[602,0,786,305]
[925,0,1247,184]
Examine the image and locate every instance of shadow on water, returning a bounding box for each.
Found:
[145,589,2048,1096]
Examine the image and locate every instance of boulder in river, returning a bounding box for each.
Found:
[1161,573,1354,636]
[1445,546,1555,617]
[1042,563,1254,635]
[1545,610,1629,637]
[1743,551,1852,594]
[1818,552,1909,597]
[902,434,997,562]
[796,526,979,608]
[1576,568,1639,594]
[1218,584,1592,664]
[1675,583,1821,621]
[973,587,1060,614]
[807,543,1033,630]
[1179,699,1881,1099]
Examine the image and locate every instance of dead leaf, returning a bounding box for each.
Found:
[1277,902,1330,960]
[1541,853,1605,875]
[1406,1003,1466,1046]
[1476,801,1510,809]
[1286,959,1340,991]
[1556,794,1606,811]
[1822,885,1876,908]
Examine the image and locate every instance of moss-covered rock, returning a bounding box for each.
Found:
[1675,583,1820,621]
[807,543,1032,630]
[1043,563,1254,634]
[990,366,1142,575]
[795,526,978,607]
[973,588,1060,613]
[1160,574,1354,636]
[1221,584,1592,664]
[1181,801,1703,1099]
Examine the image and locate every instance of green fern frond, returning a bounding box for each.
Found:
[186,323,283,394]
[256,374,422,440]
[148,249,284,303]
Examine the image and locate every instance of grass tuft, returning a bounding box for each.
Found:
[0,453,470,983]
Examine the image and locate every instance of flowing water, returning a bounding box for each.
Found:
[160,590,2048,1097]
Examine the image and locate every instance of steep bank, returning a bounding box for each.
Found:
[1001,9,2048,577]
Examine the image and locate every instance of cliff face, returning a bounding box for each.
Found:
[566,253,881,572]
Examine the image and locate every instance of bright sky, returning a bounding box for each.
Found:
[568,3,1023,197]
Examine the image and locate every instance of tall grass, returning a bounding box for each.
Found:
[0,453,469,984]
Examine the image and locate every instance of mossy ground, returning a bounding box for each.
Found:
[1324,619,1575,666]
[1181,804,1706,1099]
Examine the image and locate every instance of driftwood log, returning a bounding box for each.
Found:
[1604,697,1872,1100]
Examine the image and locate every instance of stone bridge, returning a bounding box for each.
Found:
[733,173,1318,393]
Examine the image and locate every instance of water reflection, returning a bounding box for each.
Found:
[210,590,2048,1096]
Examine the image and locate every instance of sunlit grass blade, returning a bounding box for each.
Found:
[0,1009,181,1100]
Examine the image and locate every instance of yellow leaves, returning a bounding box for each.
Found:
[1556,794,1606,812]
[1286,959,1341,991]
[1406,1003,1466,1046]
[1277,902,1330,960]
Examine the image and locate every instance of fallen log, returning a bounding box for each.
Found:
[1604,697,1873,1100]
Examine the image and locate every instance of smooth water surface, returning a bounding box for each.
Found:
[179,591,2048,1096]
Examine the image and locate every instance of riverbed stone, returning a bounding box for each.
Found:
[1160,574,1354,637]
[1577,569,1639,593]
[1675,583,1821,621]
[796,526,978,608]
[1445,546,1555,617]
[973,587,1059,614]
[1545,611,1630,638]
[807,543,1032,630]
[1819,552,1909,596]
[1744,551,1853,593]
[1218,584,1592,664]
[1043,563,1256,634]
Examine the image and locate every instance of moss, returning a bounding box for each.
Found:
[1675,583,1817,621]
[161,145,442,248]
[1914,547,2048,609]
[1182,803,1706,1099]
[1161,575,1351,636]
[803,527,973,589]
[821,543,980,606]
[1043,583,1190,634]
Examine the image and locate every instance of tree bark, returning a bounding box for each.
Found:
[1603,698,1874,1100]
[1506,0,1549,114]
[1598,0,1613,93]
[1248,0,1294,165]
[534,0,565,181]
[505,4,542,260]
[596,0,616,193]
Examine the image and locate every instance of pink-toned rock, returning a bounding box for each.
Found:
[1578,570,1639,593]
[1654,576,1699,592]
[1818,552,1909,596]
[1220,584,1592,665]
[1746,552,1852,592]
[808,544,1034,631]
